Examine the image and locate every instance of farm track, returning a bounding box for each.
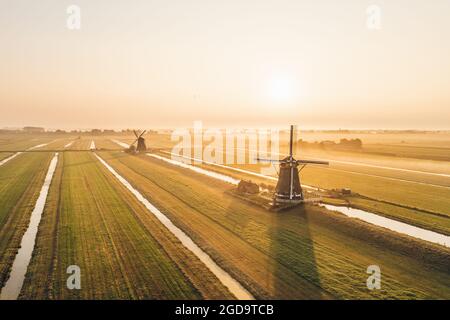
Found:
[20,152,233,299]
[100,151,450,299]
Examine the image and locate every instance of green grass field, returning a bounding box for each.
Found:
[0,152,53,288]
[98,150,450,299]
[20,151,232,299]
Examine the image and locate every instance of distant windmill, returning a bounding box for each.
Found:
[129,130,147,153]
[258,125,329,204]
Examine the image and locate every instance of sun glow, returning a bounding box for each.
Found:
[267,75,297,103]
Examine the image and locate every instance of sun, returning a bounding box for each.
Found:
[267,75,296,103]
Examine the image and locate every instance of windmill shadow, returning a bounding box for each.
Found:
[252,125,331,298]
[222,191,329,299]
[270,204,332,299]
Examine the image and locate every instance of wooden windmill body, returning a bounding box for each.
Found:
[258,125,329,204]
[128,130,147,153]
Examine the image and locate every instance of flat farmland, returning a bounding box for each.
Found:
[19,151,232,299]
[98,150,450,299]
[64,138,93,150]
[0,132,448,300]
[0,151,53,288]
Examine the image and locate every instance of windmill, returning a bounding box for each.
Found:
[257,125,329,204]
[128,130,147,153]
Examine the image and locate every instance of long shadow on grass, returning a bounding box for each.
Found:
[223,197,331,299]
[271,204,331,299]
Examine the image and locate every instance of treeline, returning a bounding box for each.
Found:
[298,138,363,150]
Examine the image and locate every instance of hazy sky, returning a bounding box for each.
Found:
[1,0,449,130]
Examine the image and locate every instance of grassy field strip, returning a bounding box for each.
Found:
[93,138,120,150]
[0,153,58,300]
[0,136,55,152]
[20,152,233,299]
[0,142,50,167]
[158,151,318,190]
[326,164,449,188]
[0,152,54,291]
[312,156,450,178]
[0,153,21,167]
[302,166,450,216]
[70,139,92,150]
[0,153,13,162]
[322,204,450,248]
[94,153,254,300]
[151,152,450,248]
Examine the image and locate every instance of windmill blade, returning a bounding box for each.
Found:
[289,125,293,157]
[256,158,283,163]
[292,125,298,156]
[296,159,329,165]
[133,130,139,138]
[131,138,139,146]
[139,130,147,138]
